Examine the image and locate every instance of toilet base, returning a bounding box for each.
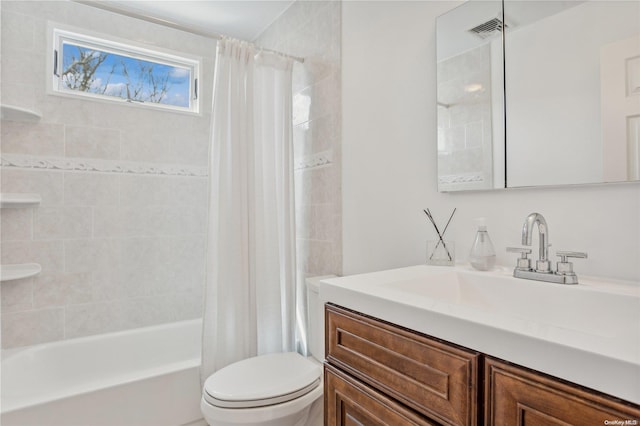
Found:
[201,404,310,426]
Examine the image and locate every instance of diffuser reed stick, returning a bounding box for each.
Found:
[423,208,456,261]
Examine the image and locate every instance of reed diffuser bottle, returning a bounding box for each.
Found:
[469,218,496,271]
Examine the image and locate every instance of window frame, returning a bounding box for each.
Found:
[50,26,200,114]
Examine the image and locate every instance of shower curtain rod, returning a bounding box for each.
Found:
[73,1,305,63]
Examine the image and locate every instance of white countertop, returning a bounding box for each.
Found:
[319,264,640,404]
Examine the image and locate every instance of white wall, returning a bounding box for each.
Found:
[342,1,640,282]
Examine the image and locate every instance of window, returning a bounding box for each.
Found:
[52,28,199,113]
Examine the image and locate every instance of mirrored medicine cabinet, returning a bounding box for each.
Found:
[436,0,640,192]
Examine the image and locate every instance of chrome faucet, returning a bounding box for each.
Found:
[522,212,550,272]
[507,212,587,285]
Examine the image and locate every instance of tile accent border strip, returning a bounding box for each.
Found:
[438,174,484,184]
[295,150,333,171]
[0,154,208,177]
[2,150,334,175]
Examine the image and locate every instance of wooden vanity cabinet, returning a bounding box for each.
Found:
[324,304,640,426]
[485,357,640,426]
[325,304,480,426]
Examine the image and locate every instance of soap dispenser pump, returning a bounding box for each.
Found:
[469,218,496,271]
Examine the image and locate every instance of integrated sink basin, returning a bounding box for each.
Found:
[385,269,637,339]
[319,265,640,404]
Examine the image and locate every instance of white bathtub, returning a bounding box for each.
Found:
[1,319,204,426]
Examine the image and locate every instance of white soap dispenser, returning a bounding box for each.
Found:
[469,218,496,271]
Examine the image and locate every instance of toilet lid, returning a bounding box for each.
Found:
[203,352,321,409]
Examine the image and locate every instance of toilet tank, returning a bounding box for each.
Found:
[305,275,335,362]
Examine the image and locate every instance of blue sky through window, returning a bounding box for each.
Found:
[61,43,191,108]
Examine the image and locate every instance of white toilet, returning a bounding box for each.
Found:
[200,276,331,426]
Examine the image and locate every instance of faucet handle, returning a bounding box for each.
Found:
[507,247,532,255]
[555,251,588,276]
[556,251,588,261]
[507,247,532,271]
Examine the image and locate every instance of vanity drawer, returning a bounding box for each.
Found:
[484,357,640,425]
[326,304,479,426]
[325,364,437,426]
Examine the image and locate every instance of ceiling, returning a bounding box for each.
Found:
[98,0,296,41]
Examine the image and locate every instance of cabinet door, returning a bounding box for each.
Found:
[326,304,479,426]
[325,364,437,426]
[485,357,640,425]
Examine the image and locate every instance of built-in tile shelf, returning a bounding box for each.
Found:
[1,105,42,122]
[0,193,42,208]
[0,194,43,282]
[0,263,42,282]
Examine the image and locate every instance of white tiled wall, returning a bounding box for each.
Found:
[0,1,215,348]
[256,0,342,279]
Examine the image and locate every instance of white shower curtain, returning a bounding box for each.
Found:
[201,39,297,382]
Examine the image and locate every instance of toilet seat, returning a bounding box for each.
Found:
[203,352,321,409]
